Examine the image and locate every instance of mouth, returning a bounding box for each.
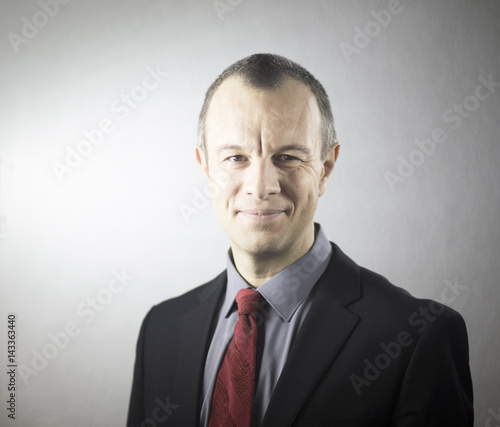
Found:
[237,209,285,221]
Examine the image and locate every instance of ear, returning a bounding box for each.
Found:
[195,145,210,179]
[318,142,340,197]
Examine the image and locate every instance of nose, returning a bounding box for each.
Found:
[242,158,280,199]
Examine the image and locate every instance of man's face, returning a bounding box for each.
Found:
[196,76,338,260]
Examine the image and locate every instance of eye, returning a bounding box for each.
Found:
[227,155,245,162]
[276,154,300,163]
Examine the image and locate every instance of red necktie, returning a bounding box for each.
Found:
[209,288,263,427]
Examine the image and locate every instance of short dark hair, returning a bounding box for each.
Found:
[197,53,337,159]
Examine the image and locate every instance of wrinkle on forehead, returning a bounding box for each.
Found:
[206,76,322,155]
[264,100,317,149]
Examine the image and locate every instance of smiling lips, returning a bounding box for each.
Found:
[237,209,285,220]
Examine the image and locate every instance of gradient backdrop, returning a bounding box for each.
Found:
[1,0,499,425]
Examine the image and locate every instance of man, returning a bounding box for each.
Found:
[127,54,473,426]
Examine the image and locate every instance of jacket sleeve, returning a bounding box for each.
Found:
[390,306,473,426]
[127,308,153,427]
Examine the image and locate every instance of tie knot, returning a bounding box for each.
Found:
[235,288,262,316]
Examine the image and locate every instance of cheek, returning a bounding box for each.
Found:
[209,175,238,211]
[282,169,320,203]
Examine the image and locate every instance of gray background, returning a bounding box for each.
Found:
[1,0,499,425]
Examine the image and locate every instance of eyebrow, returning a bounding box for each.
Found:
[215,144,312,156]
[216,145,245,155]
[278,144,312,156]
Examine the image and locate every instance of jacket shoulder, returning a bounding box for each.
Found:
[328,242,466,326]
[352,263,467,339]
[359,266,462,315]
[147,270,227,321]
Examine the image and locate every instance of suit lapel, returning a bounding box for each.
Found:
[173,272,226,426]
[261,244,362,427]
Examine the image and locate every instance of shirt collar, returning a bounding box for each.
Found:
[223,223,332,322]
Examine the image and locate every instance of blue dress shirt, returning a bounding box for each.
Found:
[200,224,333,426]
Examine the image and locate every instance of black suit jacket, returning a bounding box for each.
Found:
[127,243,473,426]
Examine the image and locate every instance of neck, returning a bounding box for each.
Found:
[231,224,317,288]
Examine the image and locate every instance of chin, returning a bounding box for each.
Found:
[238,235,286,256]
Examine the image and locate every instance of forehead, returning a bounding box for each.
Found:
[205,76,321,147]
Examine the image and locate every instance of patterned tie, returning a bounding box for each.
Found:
[209,288,263,427]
